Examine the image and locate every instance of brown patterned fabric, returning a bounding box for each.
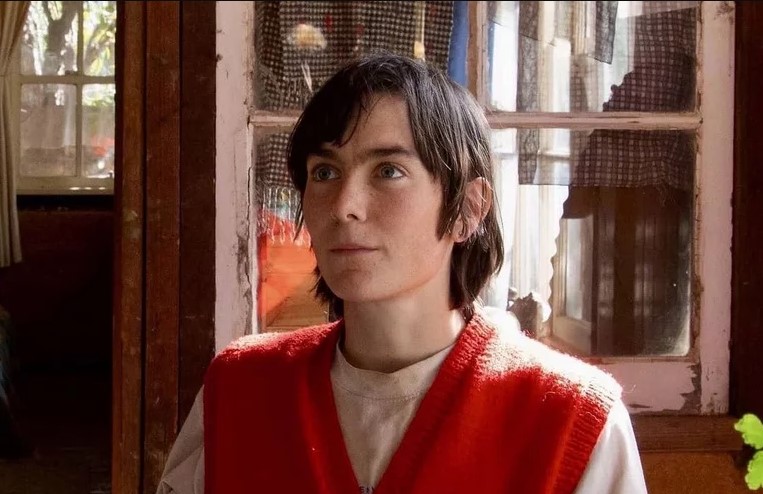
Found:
[256,132,292,189]
[518,1,618,64]
[518,3,698,190]
[255,1,454,111]
[574,129,694,190]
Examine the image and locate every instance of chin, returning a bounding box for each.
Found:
[323,278,388,305]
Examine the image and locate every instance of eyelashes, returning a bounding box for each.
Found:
[308,163,406,182]
[310,165,339,181]
[378,163,404,179]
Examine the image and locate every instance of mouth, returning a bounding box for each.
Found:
[329,245,377,255]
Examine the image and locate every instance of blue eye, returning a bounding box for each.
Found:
[312,166,338,181]
[378,164,403,179]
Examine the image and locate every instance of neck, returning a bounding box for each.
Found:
[340,300,466,373]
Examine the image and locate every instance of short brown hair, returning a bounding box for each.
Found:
[287,53,504,318]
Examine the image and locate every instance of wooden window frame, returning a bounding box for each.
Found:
[469,1,734,418]
[247,1,734,416]
[238,1,744,452]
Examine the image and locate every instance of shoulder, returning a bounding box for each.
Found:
[207,321,340,374]
[476,307,622,406]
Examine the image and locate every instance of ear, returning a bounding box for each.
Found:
[453,177,492,243]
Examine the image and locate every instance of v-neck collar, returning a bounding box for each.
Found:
[308,313,496,493]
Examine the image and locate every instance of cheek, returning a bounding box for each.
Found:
[378,189,443,237]
[301,192,324,231]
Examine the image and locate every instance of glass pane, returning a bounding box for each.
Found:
[21,1,79,75]
[83,1,116,76]
[254,131,327,332]
[20,84,77,177]
[254,2,455,110]
[487,1,699,112]
[564,215,593,322]
[83,84,115,178]
[491,128,693,357]
[254,131,309,245]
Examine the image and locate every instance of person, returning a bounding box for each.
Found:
[157,53,647,494]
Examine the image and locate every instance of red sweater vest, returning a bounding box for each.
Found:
[204,312,621,494]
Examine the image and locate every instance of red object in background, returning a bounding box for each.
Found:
[256,211,323,330]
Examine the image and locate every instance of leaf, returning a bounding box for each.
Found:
[735,414,763,449]
[746,451,763,490]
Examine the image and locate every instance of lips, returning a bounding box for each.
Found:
[329,244,377,254]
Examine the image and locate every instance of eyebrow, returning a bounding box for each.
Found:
[309,145,417,161]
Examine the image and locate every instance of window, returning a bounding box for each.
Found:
[14,1,116,195]
[244,1,734,415]
[478,1,734,415]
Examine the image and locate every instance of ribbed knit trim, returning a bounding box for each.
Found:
[208,311,619,493]
[307,320,362,494]
[553,374,619,493]
[304,315,497,493]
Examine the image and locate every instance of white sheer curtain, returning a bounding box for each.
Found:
[0,1,29,267]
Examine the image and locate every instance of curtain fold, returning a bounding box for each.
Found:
[0,1,30,267]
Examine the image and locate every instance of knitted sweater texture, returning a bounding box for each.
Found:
[204,312,621,494]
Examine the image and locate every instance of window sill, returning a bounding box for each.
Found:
[633,415,743,453]
[17,187,114,196]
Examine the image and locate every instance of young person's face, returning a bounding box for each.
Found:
[302,95,458,309]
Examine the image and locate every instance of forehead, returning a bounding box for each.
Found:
[333,94,414,150]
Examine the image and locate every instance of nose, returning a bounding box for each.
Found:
[331,176,367,223]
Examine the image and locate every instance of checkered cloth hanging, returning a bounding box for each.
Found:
[256,132,299,244]
[255,1,454,111]
[518,3,697,191]
[518,1,618,65]
[256,132,292,189]
[574,129,694,190]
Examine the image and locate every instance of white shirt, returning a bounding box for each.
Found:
[157,315,647,493]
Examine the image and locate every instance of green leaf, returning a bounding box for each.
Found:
[746,451,763,490]
[735,414,763,449]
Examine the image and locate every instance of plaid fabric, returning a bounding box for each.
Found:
[593,2,619,65]
[256,132,304,243]
[256,132,292,188]
[573,5,696,190]
[519,3,698,190]
[255,1,454,110]
[518,1,618,64]
[574,129,694,190]
[517,2,618,183]
[516,4,540,184]
[605,7,696,112]
[642,1,699,16]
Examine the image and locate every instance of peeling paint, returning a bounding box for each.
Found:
[696,0,734,414]
[680,361,702,413]
[715,1,734,18]
[216,1,257,353]
[603,361,697,413]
